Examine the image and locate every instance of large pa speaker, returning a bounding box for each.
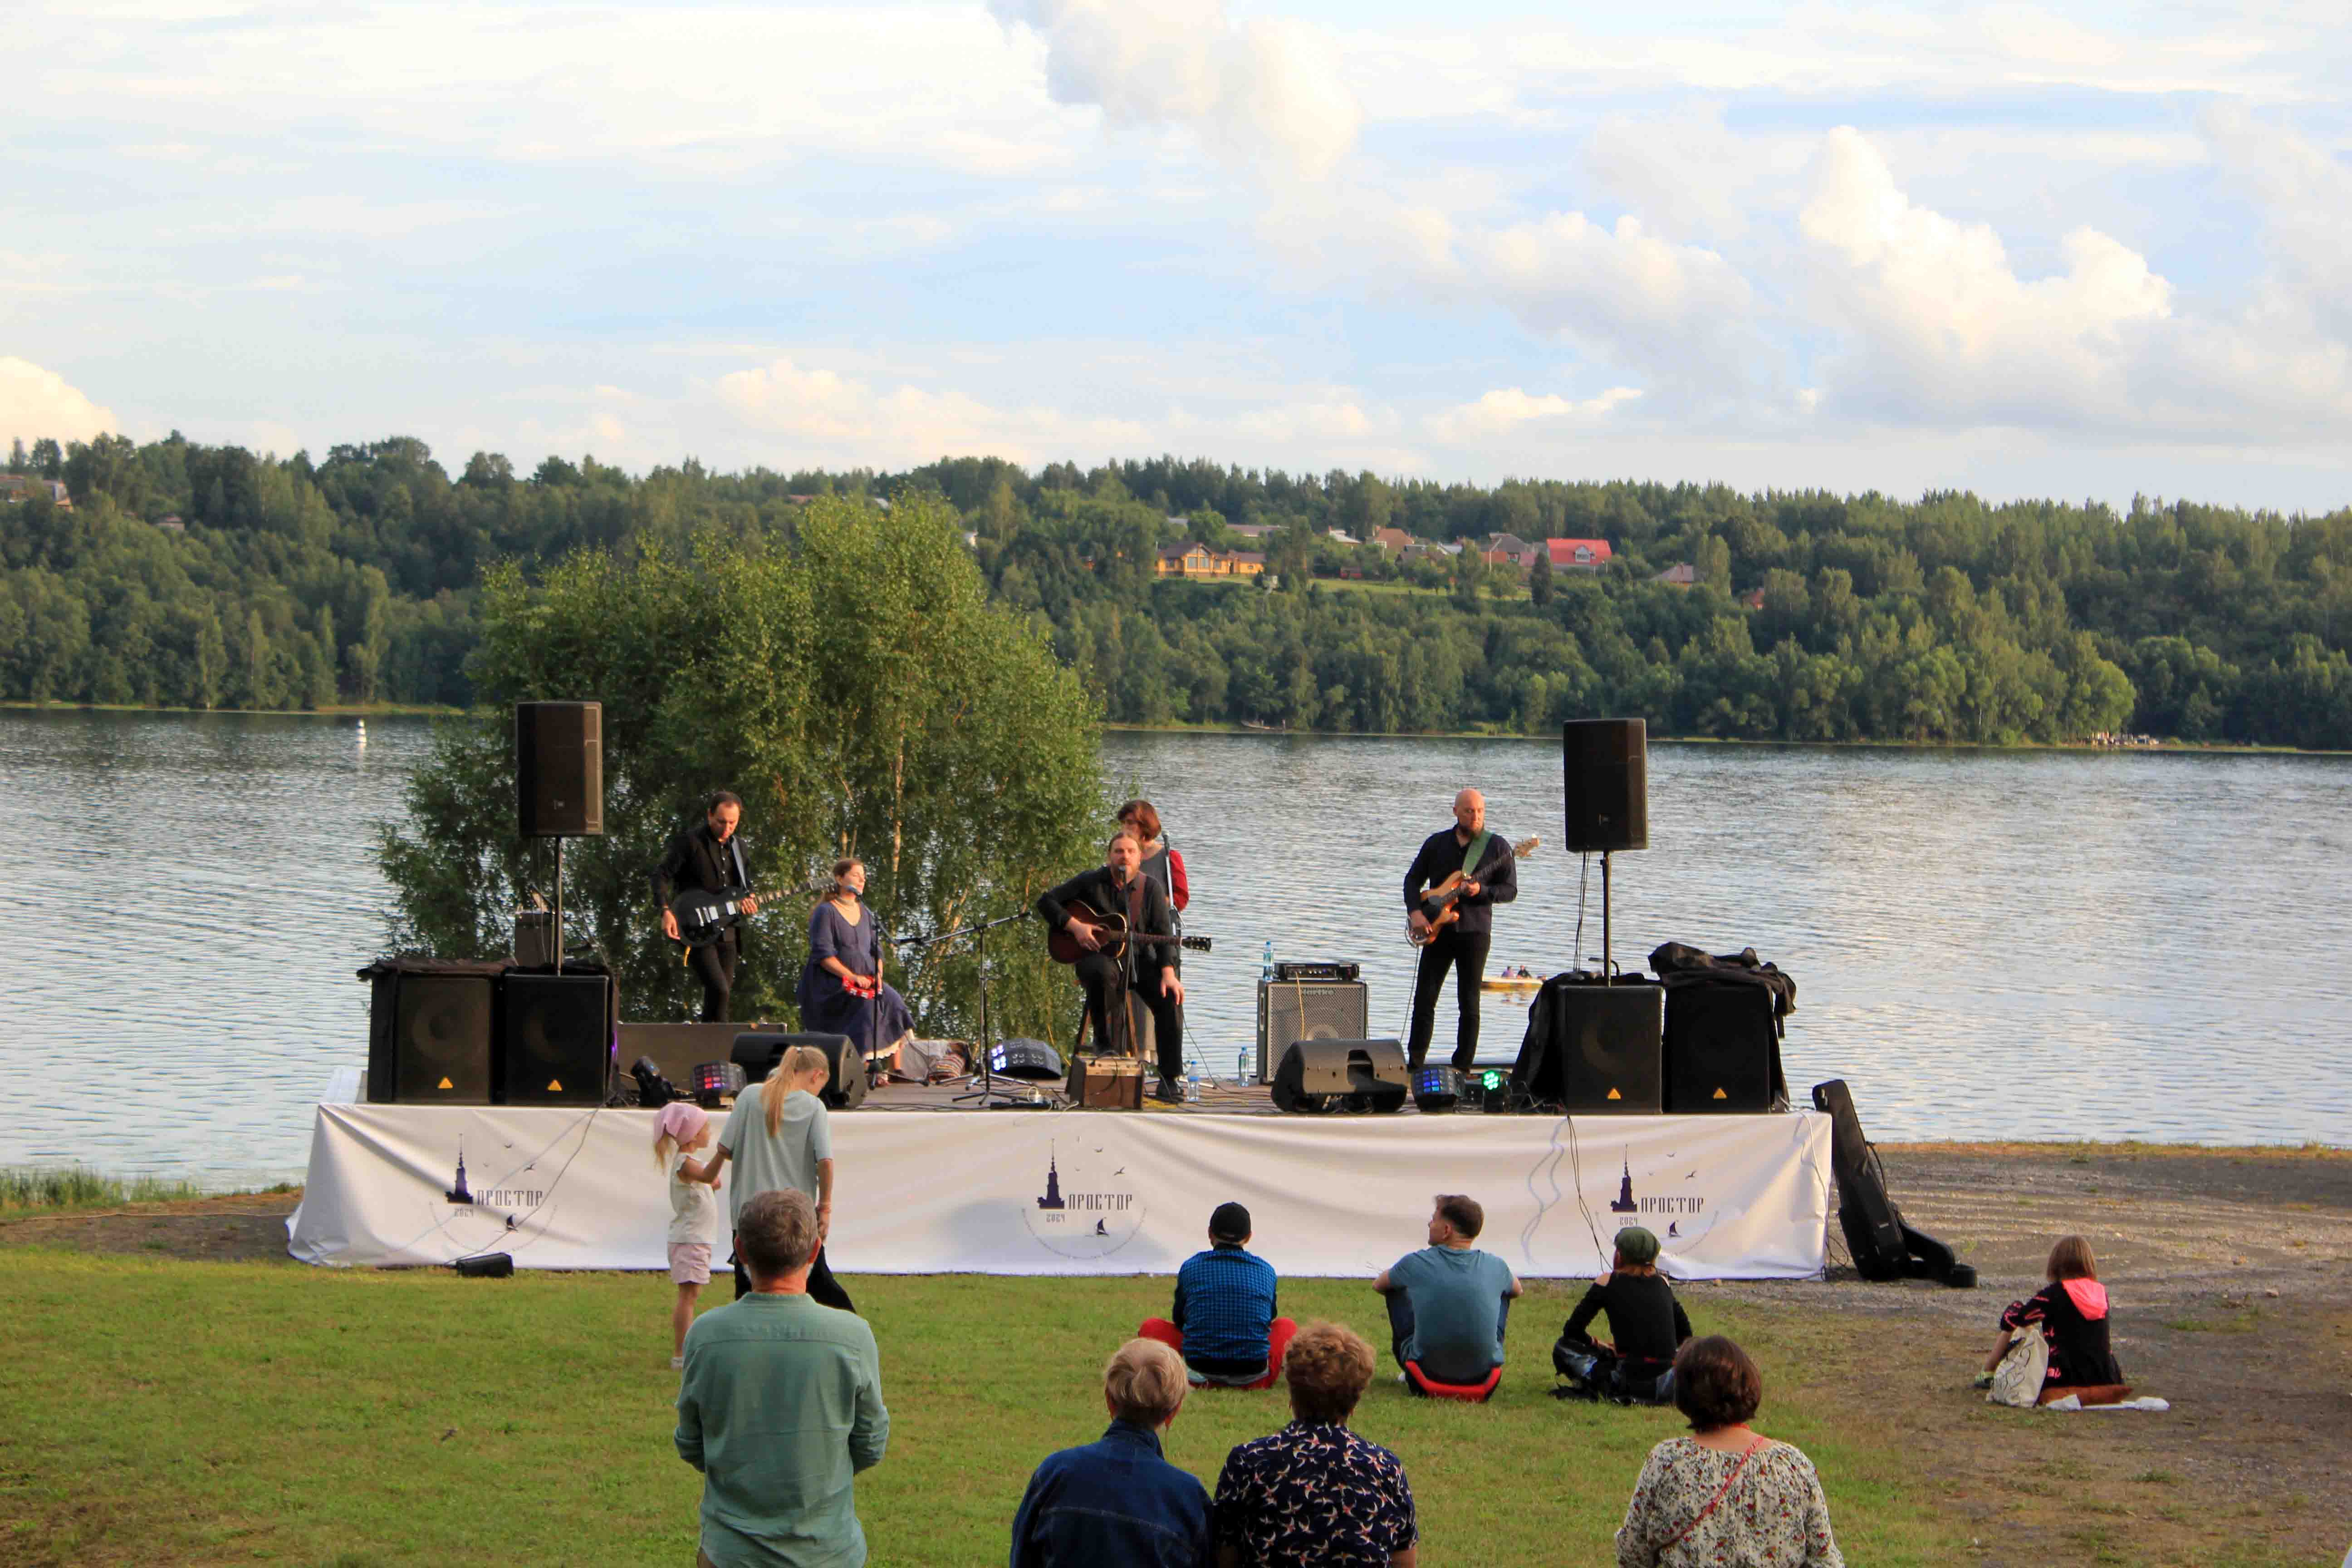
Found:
[1562,718,1647,853]
[1662,982,1778,1112]
[515,701,603,837]
[498,970,613,1106]
[1512,976,1661,1112]
[365,964,498,1104]
[1270,1038,1408,1114]
[730,1030,867,1109]
[1256,979,1370,1083]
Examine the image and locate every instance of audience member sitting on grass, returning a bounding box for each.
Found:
[1977,1234,2125,1396]
[1373,1193,1520,1393]
[676,1188,888,1568]
[1010,1338,1213,1568]
[1614,1335,1843,1568]
[1553,1225,1693,1404]
[1212,1321,1417,1568]
[1139,1201,1298,1387]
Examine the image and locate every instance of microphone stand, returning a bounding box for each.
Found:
[898,909,1033,1107]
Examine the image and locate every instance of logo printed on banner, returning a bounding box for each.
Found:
[1022,1141,1145,1261]
[1598,1148,1721,1248]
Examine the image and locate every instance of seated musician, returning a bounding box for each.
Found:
[1037,829,1187,1104]
[797,858,915,1077]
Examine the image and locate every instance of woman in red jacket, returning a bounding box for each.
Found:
[1119,799,1188,914]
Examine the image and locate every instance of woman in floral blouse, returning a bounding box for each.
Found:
[1615,1336,1842,1568]
[1213,1321,1416,1568]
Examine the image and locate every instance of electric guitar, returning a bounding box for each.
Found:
[667,879,833,951]
[1046,899,1214,966]
[1406,836,1540,946]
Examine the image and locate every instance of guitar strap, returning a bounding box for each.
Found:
[1462,829,1491,892]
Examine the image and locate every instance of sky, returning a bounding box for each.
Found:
[5,0,2350,511]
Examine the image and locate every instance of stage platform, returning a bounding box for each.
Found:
[286,1081,1831,1279]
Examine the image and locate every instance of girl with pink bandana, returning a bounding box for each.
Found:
[654,1102,722,1368]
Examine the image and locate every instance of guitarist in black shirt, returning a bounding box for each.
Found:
[1039,829,1187,1101]
[652,791,758,1022]
[1403,788,1518,1071]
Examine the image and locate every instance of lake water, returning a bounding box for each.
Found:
[2,709,2346,1187]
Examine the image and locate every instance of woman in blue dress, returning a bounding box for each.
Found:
[797,857,915,1076]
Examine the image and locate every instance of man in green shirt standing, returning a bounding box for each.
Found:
[677,1188,888,1567]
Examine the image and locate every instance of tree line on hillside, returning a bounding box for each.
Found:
[6,433,2351,747]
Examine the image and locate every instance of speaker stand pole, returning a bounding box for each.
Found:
[553,836,565,973]
[1600,848,1612,985]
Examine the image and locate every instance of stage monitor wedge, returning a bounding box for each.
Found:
[731,1030,866,1109]
[1270,1038,1408,1114]
[515,701,603,838]
[1257,979,1370,1084]
[1562,717,1648,853]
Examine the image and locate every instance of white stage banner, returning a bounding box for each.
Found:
[290,1104,1830,1279]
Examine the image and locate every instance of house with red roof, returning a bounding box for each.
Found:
[1546,538,1612,571]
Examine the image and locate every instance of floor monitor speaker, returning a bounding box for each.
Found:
[730,1031,866,1109]
[515,701,603,837]
[1561,718,1648,853]
[498,970,612,1106]
[1512,976,1661,1112]
[1662,982,1779,1112]
[1270,1038,1408,1114]
[364,962,500,1104]
[1256,979,1370,1083]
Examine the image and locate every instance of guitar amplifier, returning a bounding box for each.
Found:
[1067,1055,1145,1110]
[1256,978,1370,1084]
[1273,960,1361,983]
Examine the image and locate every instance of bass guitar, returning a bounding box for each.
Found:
[1045,899,1213,966]
[668,879,833,951]
[1406,836,1540,946]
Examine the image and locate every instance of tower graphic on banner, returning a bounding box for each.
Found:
[1037,1150,1066,1210]
[1610,1153,1637,1215]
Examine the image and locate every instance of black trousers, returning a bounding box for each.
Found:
[1074,954,1184,1084]
[732,1243,854,1313]
[690,931,739,1024]
[1408,928,1491,1071]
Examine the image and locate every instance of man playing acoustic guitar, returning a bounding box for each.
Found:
[1039,828,1188,1103]
[654,791,758,1023]
[1404,789,1519,1073]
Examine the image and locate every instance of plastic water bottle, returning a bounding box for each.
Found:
[1185,1063,1202,1102]
[1261,939,1274,982]
[1236,1049,1251,1084]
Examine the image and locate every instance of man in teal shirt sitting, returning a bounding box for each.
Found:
[1374,1192,1521,1392]
[677,1188,889,1567]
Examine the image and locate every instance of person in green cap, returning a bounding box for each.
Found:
[1553,1225,1692,1404]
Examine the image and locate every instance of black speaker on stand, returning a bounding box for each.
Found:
[1562,718,1648,982]
[514,701,604,1002]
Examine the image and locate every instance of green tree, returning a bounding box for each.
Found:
[1528,547,1554,607]
[377,496,1104,1041]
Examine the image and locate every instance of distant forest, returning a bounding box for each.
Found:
[5,433,2351,749]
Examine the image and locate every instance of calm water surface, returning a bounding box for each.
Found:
[1,710,2345,1186]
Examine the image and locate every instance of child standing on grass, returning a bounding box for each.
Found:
[655,1102,721,1370]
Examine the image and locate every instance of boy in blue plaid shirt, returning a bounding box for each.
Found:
[1140,1202,1296,1387]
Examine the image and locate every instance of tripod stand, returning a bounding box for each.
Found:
[900,910,1034,1107]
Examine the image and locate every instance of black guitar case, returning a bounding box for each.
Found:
[1811,1079,1973,1288]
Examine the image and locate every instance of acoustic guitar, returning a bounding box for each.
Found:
[667,879,833,951]
[1045,898,1214,966]
[1406,836,1540,946]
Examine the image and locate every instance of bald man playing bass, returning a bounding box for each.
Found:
[1404,789,1519,1073]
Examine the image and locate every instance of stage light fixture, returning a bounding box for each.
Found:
[693,1060,745,1107]
[1411,1065,1463,1114]
[631,1055,685,1107]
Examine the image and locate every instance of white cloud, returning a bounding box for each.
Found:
[0,358,119,446]
[1426,385,1642,445]
[988,0,1359,181]
[715,355,1150,468]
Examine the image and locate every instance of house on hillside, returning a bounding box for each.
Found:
[0,475,72,510]
[1653,562,1696,586]
[1155,543,1266,579]
[1547,537,1612,572]
[1371,526,1414,556]
[159,514,186,531]
[1225,521,1276,541]
[1482,533,1544,568]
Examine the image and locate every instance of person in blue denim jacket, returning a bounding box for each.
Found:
[1010,1338,1212,1568]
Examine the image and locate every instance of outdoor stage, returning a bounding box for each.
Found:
[286,1082,1833,1279]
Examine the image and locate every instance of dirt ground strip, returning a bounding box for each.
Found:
[7,1142,2349,1566]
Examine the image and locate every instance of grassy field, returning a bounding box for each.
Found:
[0,1254,1976,1568]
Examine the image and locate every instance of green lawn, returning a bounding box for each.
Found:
[0,1254,1965,1567]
